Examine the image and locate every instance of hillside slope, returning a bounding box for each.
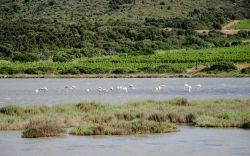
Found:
[1,0,249,22]
[0,0,249,61]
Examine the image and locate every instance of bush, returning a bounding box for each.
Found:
[241,122,250,129]
[241,67,250,74]
[12,53,39,62]
[59,67,80,74]
[37,66,54,73]
[92,68,110,74]
[154,64,173,73]
[22,124,65,138]
[53,54,72,62]
[24,68,39,74]
[76,66,93,74]
[206,62,237,72]
[0,66,19,74]
[112,68,127,74]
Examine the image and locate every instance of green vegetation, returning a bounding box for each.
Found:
[22,123,66,138]
[0,45,249,76]
[70,120,177,135]
[232,20,250,29]
[204,62,237,72]
[0,98,249,137]
[241,67,250,74]
[0,0,250,61]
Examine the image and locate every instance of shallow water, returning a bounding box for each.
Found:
[0,127,249,156]
[0,78,249,105]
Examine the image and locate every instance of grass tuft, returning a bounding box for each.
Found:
[169,98,189,106]
[0,105,25,116]
[22,123,66,138]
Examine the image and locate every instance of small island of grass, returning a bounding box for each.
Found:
[0,98,249,138]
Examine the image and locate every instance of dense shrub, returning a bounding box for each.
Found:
[112,68,127,74]
[22,124,65,138]
[53,54,72,62]
[154,64,173,73]
[206,62,237,72]
[12,53,39,62]
[241,67,250,74]
[241,122,250,129]
[24,68,39,74]
[0,66,19,74]
[92,68,110,74]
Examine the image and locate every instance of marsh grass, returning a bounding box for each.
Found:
[22,123,66,138]
[0,98,249,137]
[70,120,177,136]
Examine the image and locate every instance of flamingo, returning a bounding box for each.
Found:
[98,87,108,94]
[122,87,128,93]
[196,84,202,87]
[65,85,77,90]
[155,87,160,92]
[110,87,114,91]
[35,87,48,93]
[155,84,166,92]
[159,84,166,90]
[128,84,136,89]
[184,84,192,92]
[187,85,192,92]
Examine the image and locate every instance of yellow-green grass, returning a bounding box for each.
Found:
[231,20,250,29]
[0,98,249,138]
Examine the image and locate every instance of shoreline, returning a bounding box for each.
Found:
[0,73,249,78]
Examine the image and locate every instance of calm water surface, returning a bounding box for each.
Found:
[0,78,249,105]
[0,127,249,156]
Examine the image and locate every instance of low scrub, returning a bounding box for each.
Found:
[168,113,196,123]
[131,119,177,134]
[70,120,177,136]
[76,102,104,112]
[205,62,237,72]
[0,99,249,134]
[194,115,240,128]
[22,123,66,138]
[169,98,189,106]
[0,105,25,116]
[241,67,250,74]
[241,122,250,129]
[147,113,167,122]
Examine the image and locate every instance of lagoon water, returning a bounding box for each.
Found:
[0,127,249,156]
[0,78,249,105]
[0,78,250,155]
